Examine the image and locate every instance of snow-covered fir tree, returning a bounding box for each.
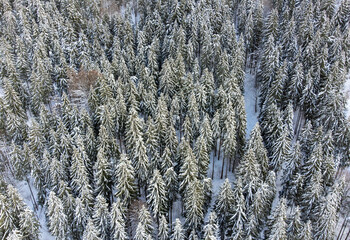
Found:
[0,0,349,239]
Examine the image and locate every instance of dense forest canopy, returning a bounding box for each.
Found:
[0,0,349,239]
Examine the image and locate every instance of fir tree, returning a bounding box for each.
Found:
[19,207,40,240]
[267,198,287,240]
[110,202,128,240]
[0,193,15,239]
[171,219,185,240]
[270,125,292,171]
[115,154,137,207]
[314,188,341,240]
[298,221,313,240]
[147,170,167,223]
[134,222,151,240]
[214,179,235,239]
[222,107,236,178]
[194,135,210,179]
[7,229,23,240]
[247,123,269,178]
[138,205,153,236]
[93,195,110,240]
[94,148,113,200]
[83,218,102,240]
[133,135,150,191]
[164,166,178,225]
[74,197,89,237]
[229,179,246,237]
[179,148,198,196]
[203,212,219,240]
[287,206,302,240]
[47,191,68,240]
[184,178,204,234]
[237,149,261,204]
[158,215,169,240]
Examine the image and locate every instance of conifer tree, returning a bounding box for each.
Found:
[299,221,313,240]
[125,107,144,159]
[179,148,198,196]
[171,219,185,240]
[238,149,261,204]
[2,78,26,121]
[160,147,173,175]
[229,179,246,237]
[83,218,102,240]
[94,148,113,200]
[0,193,15,239]
[134,222,150,240]
[211,111,222,163]
[110,202,128,240]
[133,135,150,192]
[222,107,236,178]
[93,195,110,240]
[71,145,91,196]
[203,178,213,211]
[158,215,169,240]
[247,123,269,178]
[184,178,204,234]
[267,198,287,240]
[270,125,292,171]
[138,205,153,236]
[49,156,64,193]
[19,207,40,240]
[47,191,68,240]
[10,144,29,181]
[302,143,323,184]
[115,154,137,207]
[283,142,302,191]
[314,188,341,240]
[145,118,160,170]
[74,197,88,237]
[214,179,235,239]
[203,212,219,240]
[287,206,302,240]
[147,170,167,224]
[194,135,210,179]
[164,166,177,225]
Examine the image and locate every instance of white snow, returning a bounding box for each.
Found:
[0,86,4,97]
[244,71,259,136]
[343,72,350,118]
[12,179,55,240]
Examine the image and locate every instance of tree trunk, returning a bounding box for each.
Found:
[214,138,217,157]
[337,214,349,240]
[26,178,38,212]
[220,156,225,179]
[169,202,173,232]
[218,138,222,161]
[118,134,123,153]
[228,157,232,172]
[345,227,350,240]
[211,153,215,179]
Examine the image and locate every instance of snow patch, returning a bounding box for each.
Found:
[12,179,54,240]
[244,72,259,135]
[0,86,4,97]
[343,72,350,118]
